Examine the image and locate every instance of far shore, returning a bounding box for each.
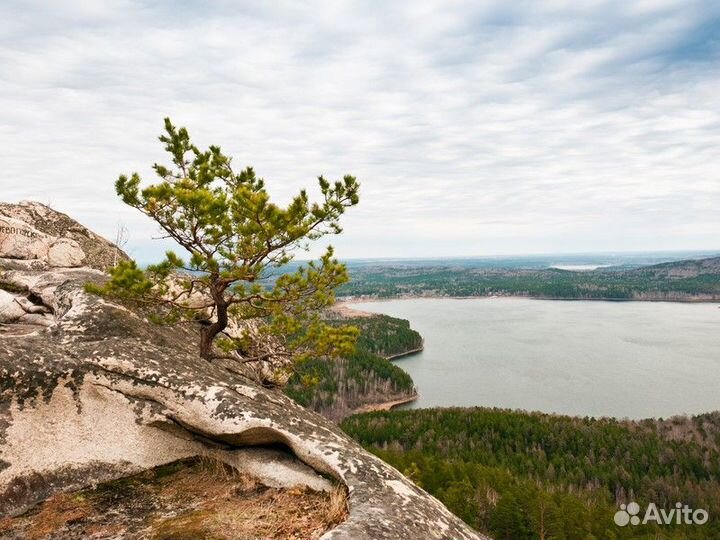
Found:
[339,293,720,305]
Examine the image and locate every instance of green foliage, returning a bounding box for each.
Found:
[338,262,720,300]
[348,315,424,357]
[342,408,720,539]
[86,260,153,298]
[92,118,360,369]
[284,349,414,410]
[284,314,419,415]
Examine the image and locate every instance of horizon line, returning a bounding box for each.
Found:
[134,248,720,266]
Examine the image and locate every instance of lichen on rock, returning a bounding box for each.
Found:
[0,202,487,539]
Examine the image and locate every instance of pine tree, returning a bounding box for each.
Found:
[90,118,360,382]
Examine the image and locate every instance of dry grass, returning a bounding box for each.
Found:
[326,484,349,526]
[23,494,92,540]
[196,453,260,491]
[0,457,347,540]
[198,453,239,479]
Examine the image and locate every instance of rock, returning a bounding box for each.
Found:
[0,213,85,269]
[0,216,52,262]
[16,313,55,327]
[0,455,339,539]
[226,446,333,492]
[47,238,86,267]
[0,290,25,323]
[0,202,127,271]
[12,296,49,314]
[0,258,48,272]
[0,204,487,539]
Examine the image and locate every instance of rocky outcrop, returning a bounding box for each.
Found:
[0,215,84,268]
[0,202,127,272]
[0,203,486,539]
[0,282,55,332]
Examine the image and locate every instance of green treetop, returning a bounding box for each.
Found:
[92,118,360,383]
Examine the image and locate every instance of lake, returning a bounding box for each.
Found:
[352,298,720,419]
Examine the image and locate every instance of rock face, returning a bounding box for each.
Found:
[0,202,127,271]
[0,215,85,268]
[0,203,486,539]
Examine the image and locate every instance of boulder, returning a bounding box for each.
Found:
[0,202,127,271]
[0,204,487,539]
[0,213,85,269]
[15,313,55,327]
[11,296,49,315]
[0,216,55,263]
[0,290,25,323]
[47,238,85,267]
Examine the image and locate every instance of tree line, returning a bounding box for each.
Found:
[339,264,720,301]
[284,314,420,419]
[342,408,720,539]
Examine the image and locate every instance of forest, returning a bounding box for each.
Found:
[338,257,720,301]
[286,302,720,538]
[341,313,424,357]
[284,313,421,419]
[342,408,720,539]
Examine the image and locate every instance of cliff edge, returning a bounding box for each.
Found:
[0,202,485,539]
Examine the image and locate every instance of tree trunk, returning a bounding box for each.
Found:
[199,285,228,360]
[199,326,215,360]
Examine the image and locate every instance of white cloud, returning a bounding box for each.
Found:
[0,0,718,261]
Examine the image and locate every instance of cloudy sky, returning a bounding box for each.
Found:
[2,1,719,262]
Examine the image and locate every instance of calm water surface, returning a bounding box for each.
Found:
[352,298,720,419]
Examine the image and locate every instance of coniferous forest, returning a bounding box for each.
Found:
[338,257,720,301]
[284,314,421,419]
[286,306,720,538]
[342,408,720,539]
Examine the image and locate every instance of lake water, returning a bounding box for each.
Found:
[352,298,720,419]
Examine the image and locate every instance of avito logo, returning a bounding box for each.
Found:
[614,502,708,527]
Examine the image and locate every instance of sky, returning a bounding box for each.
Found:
[1,0,719,263]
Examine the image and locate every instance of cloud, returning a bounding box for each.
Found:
[1,0,719,261]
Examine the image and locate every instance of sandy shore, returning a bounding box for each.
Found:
[330,302,422,417]
[351,394,418,415]
[328,303,376,318]
[385,347,423,360]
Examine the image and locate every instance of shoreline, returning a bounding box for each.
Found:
[349,393,419,416]
[337,294,718,420]
[330,304,423,416]
[339,293,720,305]
[385,346,424,360]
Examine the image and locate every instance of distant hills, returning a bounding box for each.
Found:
[339,256,720,301]
[626,256,720,278]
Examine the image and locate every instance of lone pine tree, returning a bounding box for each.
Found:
[91,118,360,381]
